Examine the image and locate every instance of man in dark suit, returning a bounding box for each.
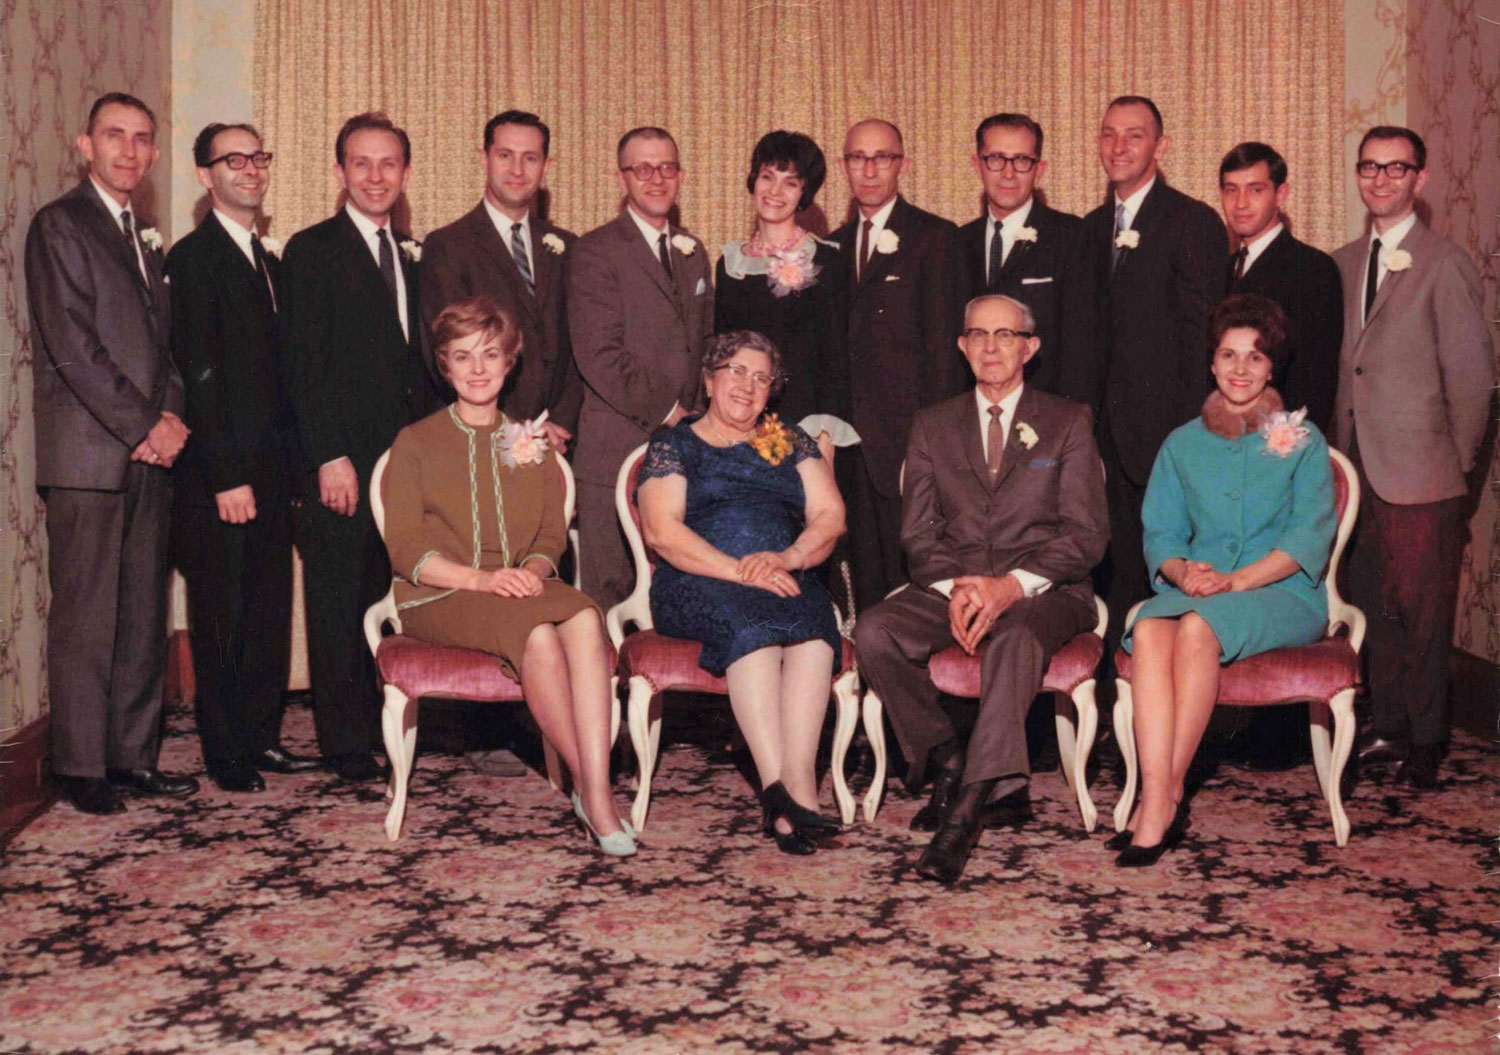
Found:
[855,294,1108,883]
[25,92,198,813]
[1219,142,1342,431]
[1081,95,1227,645]
[567,126,713,610]
[421,110,581,450]
[959,113,1092,401]
[167,122,319,793]
[280,112,438,781]
[834,119,966,610]
[1334,126,1494,788]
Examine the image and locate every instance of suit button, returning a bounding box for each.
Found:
[1354,367,1364,376]
[1227,541,1240,555]
[1225,490,1240,500]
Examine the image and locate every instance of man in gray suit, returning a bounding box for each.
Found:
[25,92,199,813]
[567,126,713,609]
[1334,126,1495,788]
[855,294,1108,883]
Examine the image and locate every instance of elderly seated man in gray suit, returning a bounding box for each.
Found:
[855,293,1109,884]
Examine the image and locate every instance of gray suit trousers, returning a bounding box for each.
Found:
[42,462,171,777]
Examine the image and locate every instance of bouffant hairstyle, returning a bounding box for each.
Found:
[702,330,785,397]
[431,296,522,378]
[745,131,826,211]
[1209,294,1291,369]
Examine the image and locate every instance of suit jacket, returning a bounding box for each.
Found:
[566,210,713,487]
[1082,179,1228,485]
[1331,219,1494,505]
[420,203,583,431]
[834,195,966,497]
[279,209,438,476]
[959,200,1094,401]
[902,386,1108,604]
[165,212,293,507]
[26,181,180,490]
[1229,228,1342,432]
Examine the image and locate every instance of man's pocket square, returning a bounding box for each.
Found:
[695,278,707,295]
[1020,276,1053,285]
[1028,457,1060,468]
[884,274,900,281]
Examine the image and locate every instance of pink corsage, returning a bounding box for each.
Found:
[498,410,551,468]
[766,246,820,297]
[1259,408,1311,458]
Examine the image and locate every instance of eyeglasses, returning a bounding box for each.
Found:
[620,161,681,181]
[714,363,777,390]
[1355,159,1420,179]
[206,151,274,170]
[977,152,1038,174]
[962,327,1032,348]
[843,151,904,171]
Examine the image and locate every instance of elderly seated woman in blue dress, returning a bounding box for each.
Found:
[1116,293,1336,866]
[636,330,847,855]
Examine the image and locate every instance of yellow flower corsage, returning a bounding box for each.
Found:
[749,414,796,466]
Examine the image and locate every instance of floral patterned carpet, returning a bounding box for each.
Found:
[0,698,1492,1055]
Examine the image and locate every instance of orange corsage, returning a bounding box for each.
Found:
[749,414,796,466]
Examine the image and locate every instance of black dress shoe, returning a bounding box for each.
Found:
[58,776,126,815]
[760,783,820,854]
[208,762,266,793]
[252,746,322,774]
[980,786,1033,829]
[328,752,385,782]
[910,765,962,832]
[1356,732,1409,766]
[1395,743,1442,789]
[105,767,200,798]
[1107,799,1189,853]
[915,811,983,884]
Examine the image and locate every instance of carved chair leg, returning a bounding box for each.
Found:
[830,670,860,825]
[1325,688,1356,846]
[1111,678,1137,834]
[1066,680,1100,832]
[381,685,416,841]
[860,690,888,822]
[626,677,658,833]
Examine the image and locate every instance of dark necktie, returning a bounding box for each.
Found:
[988,220,1004,287]
[510,222,536,298]
[377,227,398,307]
[857,218,874,281]
[120,208,150,300]
[987,405,1004,478]
[1231,246,1248,283]
[657,232,673,278]
[1364,237,1381,319]
[251,233,277,312]
[1111,201,1128,271]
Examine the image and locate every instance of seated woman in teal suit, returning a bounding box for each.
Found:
[1116,294,1336,866]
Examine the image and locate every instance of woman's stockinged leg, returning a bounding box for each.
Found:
[554,609,625,833]
[1167,612,1223,797]
[776,639,834,811]
[518,623,583,782]
[1129,618,1181,842]
[725,648,793,834]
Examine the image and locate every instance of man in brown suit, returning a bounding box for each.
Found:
[855,294,1108,883]
[567,127,713,608]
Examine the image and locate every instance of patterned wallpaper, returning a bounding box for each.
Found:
[0,0,173,733]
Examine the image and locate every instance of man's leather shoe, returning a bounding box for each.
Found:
[915,811,983,884]
[208,762,266,793]
[1356,733,1408,766]
[910,765,962,832]
[105,767,199,798]
[980,786,1033,829]
[252,746,321,774]
[1395,743,1441,789]
[328,752,385,782]
[58,776,126,815]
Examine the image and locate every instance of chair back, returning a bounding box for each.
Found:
[607,443,655,645]
[1324,448,1366,650]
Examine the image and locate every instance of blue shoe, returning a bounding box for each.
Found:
[571,792,637,857]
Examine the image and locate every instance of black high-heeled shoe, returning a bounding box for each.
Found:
[764,781,841,836]
[760,783,819,855]
[1106,798,1189,852]
[1114,801,1190,867]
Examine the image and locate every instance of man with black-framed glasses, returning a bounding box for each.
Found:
[960,112,1093,402]
[833,118,965,610]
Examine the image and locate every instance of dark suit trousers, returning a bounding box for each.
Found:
[42,464,171,777]
[1096,426,1150,655]
[295,479,389,758]
[174,498,293,767]
[855,585,1096,790]
[1346,440,1466,747]
[578,479,634,612]
[850,456,905,612]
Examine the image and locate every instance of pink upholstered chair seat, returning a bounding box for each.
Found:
[377,634,617,703]
[1113,635,1358,707]
[618,630,856,695]
[928,633,1104,699]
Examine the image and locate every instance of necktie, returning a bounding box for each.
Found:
[1364,237,1382,320]
[986,405,1004,477]
[377,227,398,305]
[1111,201,1128,271]
[510,222,536,298]
[657,232,673,278]
[987,219,1004,287]
[251,233,277,312]
[1231,246,1248,283]
[857,218,874,281]
[120,208,151,299]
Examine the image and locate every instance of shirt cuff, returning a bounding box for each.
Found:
[929,579,955,598]
[1008,569,1053,597]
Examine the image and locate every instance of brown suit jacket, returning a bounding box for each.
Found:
[421,202,583,432]
[1331,218,1494,505]
[902,385,1109,603]
[566,210,713,486]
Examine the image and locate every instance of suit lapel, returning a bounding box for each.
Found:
[955,393,989,487]
[204,212,275,314]
[1361,225,1426,334]
[856,196,904,288]
[616,211,683,315]
[76,184,150,296]
[671,226,699,303]
[529,213,559,313]
[989,386,1036,492]
[1113,181,1165,279]
[996,228,1034,283]
[334,210,409,347]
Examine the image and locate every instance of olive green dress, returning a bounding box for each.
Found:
[383,405,596,679]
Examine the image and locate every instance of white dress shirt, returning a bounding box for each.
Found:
[984,197,1035,282]
[344,202,409,339]
[1366,211,1418,321]
[856,195,899,276]
[626,204,672,257]
[215,208,276,309]
[1240,221,1284,275]
[90,176,148,283]
[1114,175,1156,231]
[485,198,534,282]
[930,383,1053,600]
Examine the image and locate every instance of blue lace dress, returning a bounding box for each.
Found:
[637,416,842,675]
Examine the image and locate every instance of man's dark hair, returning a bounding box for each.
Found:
[974,113,1044,158]
[1358,125,1427,170]
[484,110,550,157]
[1219,141,1287,187]
[745,131,826,211]
[335,111,411,166]
[87,92,156,135]
[1106,94,1163,136]
[617,126,677,166]
[193,122,262,168]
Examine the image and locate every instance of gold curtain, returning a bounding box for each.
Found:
[254,0,1345,254]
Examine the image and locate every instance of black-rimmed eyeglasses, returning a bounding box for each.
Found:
[843,151,904,171]
[1355,159,1420,179]
[206,151,274,170]
[620,161,681,181]
[977,152,1038,174]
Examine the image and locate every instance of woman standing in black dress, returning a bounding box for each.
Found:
[715,131,847,426]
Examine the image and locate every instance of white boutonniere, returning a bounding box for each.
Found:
[139,227,163,252]
[399,239,422,262]
[1014,226,1038,243]
[542,232,566,255]
[259,236,284,257]
[875,229,900,254]
[1015,421,1039,449]
[670,234,696,256]
[1383,248,1412,272]
[1114,229,1139,250]
[497,410,551,468]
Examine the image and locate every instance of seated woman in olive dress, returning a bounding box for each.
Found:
[636,331,847,855]
[1116,294,1336,867]
[383,296,636,857]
